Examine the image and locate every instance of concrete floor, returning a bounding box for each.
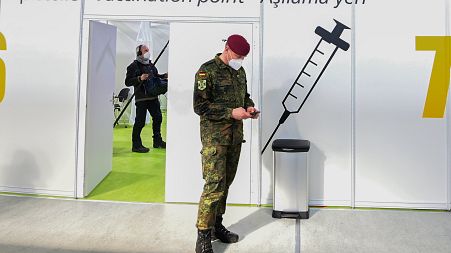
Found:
[0,195,450,253]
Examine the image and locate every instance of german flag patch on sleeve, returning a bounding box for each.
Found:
[198,71,208,79]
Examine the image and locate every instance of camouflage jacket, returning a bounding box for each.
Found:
[193,54,255,146]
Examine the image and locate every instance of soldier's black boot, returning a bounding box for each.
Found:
[196,229,214,253]
[214,216,239,243]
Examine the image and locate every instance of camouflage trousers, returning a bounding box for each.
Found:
[196,144,242,230]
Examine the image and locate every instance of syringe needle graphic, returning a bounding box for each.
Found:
[262,19,351,154]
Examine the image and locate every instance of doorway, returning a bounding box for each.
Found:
[77,19,260,205]
[79,20,169,203]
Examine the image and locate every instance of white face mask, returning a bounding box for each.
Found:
[229,58,243,71]
[227,50,244,70]
[143,51,151,60]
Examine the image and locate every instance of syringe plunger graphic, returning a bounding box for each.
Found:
[262,20,351,154]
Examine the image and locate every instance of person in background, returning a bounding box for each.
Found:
[125,45,168,153]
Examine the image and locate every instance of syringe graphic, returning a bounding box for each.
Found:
[262,19,351,154]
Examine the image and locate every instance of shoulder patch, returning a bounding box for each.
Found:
[198,80,207,91]
[198,71,208,79]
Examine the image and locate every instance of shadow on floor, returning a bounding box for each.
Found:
[213,208,276,253]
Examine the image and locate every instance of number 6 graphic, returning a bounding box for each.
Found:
[0,32,6,103]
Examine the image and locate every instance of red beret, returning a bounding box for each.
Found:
[227,34,250,57]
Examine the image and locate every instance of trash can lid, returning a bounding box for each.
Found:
[272,139,310,153]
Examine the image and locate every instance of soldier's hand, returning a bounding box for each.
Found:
[247,107,260,119]
[140,74,149,81]
[232,108,252,120]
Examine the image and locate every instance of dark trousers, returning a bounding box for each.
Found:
[132,99,163,148]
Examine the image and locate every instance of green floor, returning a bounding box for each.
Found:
[86,112,167,203]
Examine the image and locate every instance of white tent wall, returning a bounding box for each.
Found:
[261,4,353,206]
[448,0,451,209]
[261,0,451,209]
[354,0,448,210]
[83,21,117,197]
[0,1,82,197]
[0,0,450,210]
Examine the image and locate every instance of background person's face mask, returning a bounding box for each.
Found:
[143,51,151,60]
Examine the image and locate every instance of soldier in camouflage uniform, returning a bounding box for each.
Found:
[193,34,259,253]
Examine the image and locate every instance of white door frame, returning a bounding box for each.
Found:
[75,15,262,204]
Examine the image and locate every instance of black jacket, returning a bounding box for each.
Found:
[125,60,165,102]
